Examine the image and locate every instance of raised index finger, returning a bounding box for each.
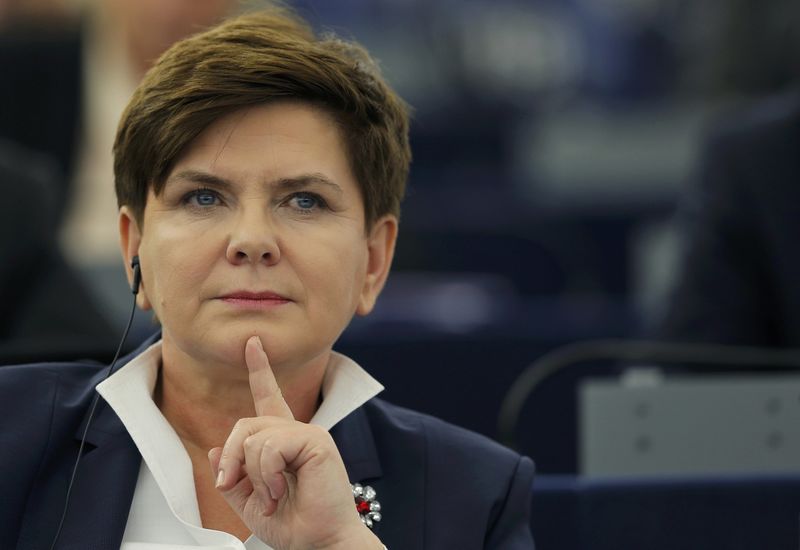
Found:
[245,336,294,419]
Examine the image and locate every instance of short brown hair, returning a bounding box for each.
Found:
[114,7,411,229]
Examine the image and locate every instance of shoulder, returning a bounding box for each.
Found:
[692,91,800,209]
[364,397,529,475]
[0,333,158,392]
[0,360,108,425]
[0,361,105,428]
[362,398,534,507]
[0,359,105,389]
[706,91,800,155]
[361,398,534,548]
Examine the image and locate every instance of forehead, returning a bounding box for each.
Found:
[164,101,355,190]
[192,101,341,156]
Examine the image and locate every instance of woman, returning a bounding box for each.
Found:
[0,8,535,549]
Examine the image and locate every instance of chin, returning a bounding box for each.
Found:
[217,327,315,369]
[167,319,332,372]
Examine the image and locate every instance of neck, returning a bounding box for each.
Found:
[156,338,328,450]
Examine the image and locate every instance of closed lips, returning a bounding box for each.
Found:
[220,291,291,302]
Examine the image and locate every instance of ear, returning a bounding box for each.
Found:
[119,206,152,311]
[356,215,398,316]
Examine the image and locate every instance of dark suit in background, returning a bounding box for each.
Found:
[0,139,115,351]
[0,21,83,223]
[656,92,800,347]
[0,21,124,353]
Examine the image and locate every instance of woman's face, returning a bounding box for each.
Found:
[120,102,396,370]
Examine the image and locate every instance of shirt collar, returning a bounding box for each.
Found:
[315,350,384,429]
[97,339,384,425]
[95,339,384,527]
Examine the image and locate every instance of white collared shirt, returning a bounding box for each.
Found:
[96,340,384,550]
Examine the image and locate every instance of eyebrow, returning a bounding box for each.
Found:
[166,170,344,196]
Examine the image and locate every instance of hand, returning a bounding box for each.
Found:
[208,336,382,550]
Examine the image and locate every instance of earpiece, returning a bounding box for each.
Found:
[131,255,141,295]
[52,255,141,549]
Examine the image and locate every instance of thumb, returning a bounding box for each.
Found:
[208,446,223,477]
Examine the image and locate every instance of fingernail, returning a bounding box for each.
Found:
[216,469,225,488]
[255,336,264,353]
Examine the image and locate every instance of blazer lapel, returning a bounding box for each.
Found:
[18,385,141,550]
[58,399,141,550]
[331,404,382,482]
[331,402,426,549]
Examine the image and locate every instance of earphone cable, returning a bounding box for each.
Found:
[49,291,138,550]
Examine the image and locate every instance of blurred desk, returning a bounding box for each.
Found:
[581,373,800,476]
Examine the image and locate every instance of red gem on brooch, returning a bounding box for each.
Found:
[351,483,382,529]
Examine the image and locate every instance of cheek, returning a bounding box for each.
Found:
[296,233,368,314]
[142,224,221,313]
[157,258,199,308]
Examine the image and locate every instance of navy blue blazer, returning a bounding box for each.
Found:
[0,338,535,549]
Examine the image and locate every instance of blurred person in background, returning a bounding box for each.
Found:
[0,138,115,349]
[0,0,237,339]
[701,0,800,97]
[0,0,69,26]
[655,90,800,347]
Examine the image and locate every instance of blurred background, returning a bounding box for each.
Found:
[2,0,800,471]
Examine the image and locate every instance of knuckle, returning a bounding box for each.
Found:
[260,437,277,456]
[243,435,259,453]
[233,418,252,431]
[310,443,337,466]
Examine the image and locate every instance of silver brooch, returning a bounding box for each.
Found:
[351,483,382,529]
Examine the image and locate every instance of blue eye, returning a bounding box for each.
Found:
[289,192,325,212]
[196,192,217,206]
[184,188,221,208]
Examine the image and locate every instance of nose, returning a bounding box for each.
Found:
[225,207,281,266]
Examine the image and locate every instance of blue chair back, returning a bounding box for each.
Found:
[532,474,800,550]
